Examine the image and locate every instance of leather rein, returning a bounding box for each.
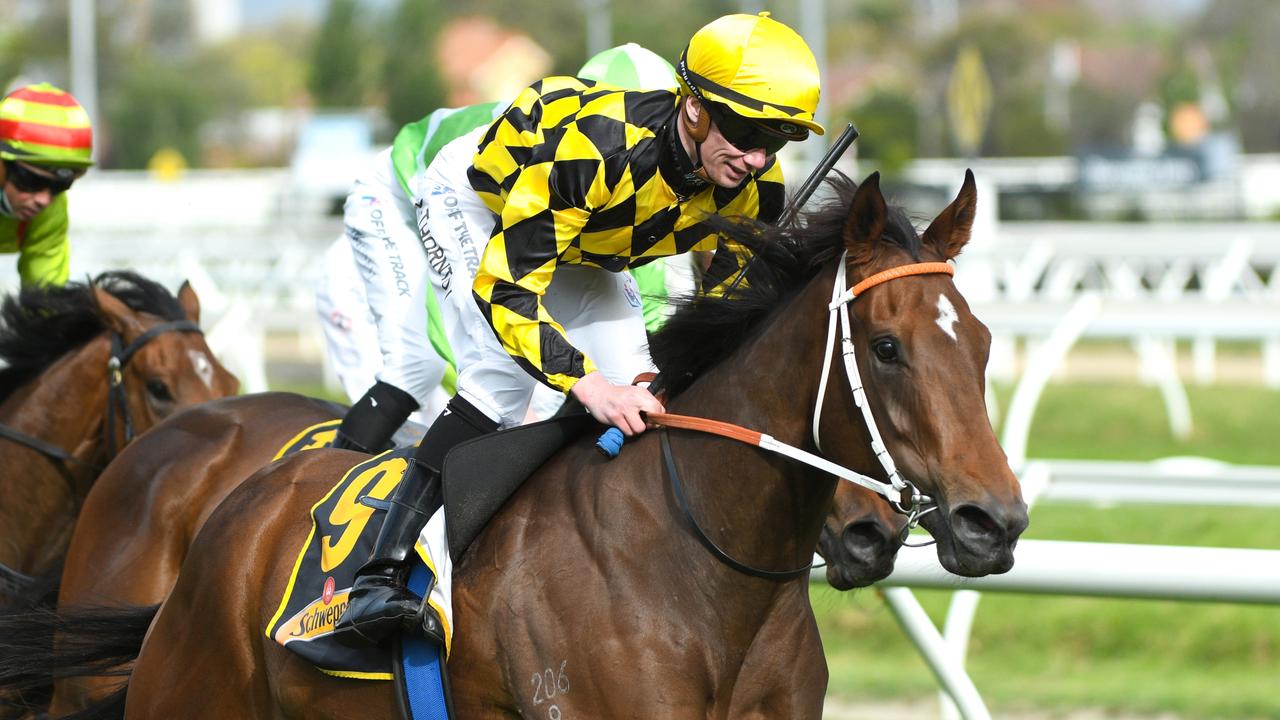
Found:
[656,254,955,580]
[0,320,201,594]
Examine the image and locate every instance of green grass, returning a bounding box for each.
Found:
[1014,381,1280,464]
[818,380,1280,718]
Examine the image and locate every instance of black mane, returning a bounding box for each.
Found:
[0,271,188,403]
[649,173,922,397]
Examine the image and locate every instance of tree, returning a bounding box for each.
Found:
[103,53,213,168]
[1199,0,1280,151]
[310,0,368,108]
[847,88,918,177]
[381,0,448,130]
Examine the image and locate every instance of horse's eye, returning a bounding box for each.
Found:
[872,338,899,364]
[146,380,174,403]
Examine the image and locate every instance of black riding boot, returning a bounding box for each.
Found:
[332,395,498,647]
[332,458,441,646]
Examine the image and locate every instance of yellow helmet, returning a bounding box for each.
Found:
[678,13,824,137]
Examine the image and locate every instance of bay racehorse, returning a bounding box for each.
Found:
[26,171,1024,718]
[45,392,343,713]
[47,409,900,711]
[0,271,238,605]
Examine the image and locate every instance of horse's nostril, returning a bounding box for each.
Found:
[953,505,1000,541]
[843,520,890,556]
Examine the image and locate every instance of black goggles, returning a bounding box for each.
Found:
[706,103,806,156]
[3,160,78,195]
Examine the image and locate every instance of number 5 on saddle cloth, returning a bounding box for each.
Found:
[265,413,596,717]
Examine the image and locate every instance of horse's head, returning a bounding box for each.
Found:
[92,276,239,436]
[817,480,906,589]
[822,170,1027,577]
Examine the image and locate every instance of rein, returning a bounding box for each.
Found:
[0,320,201,594]
[655,255,955,580]
[104,320,202,458]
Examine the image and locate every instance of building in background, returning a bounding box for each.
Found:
[437,16,552,106]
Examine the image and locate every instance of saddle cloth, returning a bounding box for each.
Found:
[264,412,595,678]
[265,445,452,679]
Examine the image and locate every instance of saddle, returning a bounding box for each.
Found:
[266,411,596,681]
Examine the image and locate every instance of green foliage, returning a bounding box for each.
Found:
[919,13,1060,157]
[207,31,310,108]
[986,83,1068,157]
[102,54,213,169]
[309,0,368,108]
[851,0,912,30]
[846,88,918,177]
[1158,55,1201,109]
[381,0,448,131]
[1068,84,1137,149]
[0,31,22,93]
[1199,0,1280,152]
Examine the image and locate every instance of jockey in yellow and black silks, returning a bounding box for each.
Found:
[331,13,824,648]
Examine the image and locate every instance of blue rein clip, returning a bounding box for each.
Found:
[595,427,625,458]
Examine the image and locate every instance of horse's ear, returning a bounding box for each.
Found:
[923,169,977,261]
[92,286,146,340]
[177,280,201,323]
[843,172,888,263]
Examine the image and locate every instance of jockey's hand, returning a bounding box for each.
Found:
[570,371,664,437]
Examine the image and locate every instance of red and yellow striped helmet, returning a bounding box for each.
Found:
[0,83,94,168]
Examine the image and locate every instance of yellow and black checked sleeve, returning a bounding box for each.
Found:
[469,79,618,392]
[470,155,605,392]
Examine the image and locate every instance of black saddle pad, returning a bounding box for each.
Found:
[441,412,595,560]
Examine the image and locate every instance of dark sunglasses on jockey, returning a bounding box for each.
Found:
[3,160,79,195]
[704,101,807,157]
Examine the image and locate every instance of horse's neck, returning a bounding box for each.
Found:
[2,334,112,450]
[0,334,111,570]
[661,268,838,582]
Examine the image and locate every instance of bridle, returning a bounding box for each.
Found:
[103,320,202,457]
[655,253,955,579]
[814,254,954,525]
[0,319,201,594]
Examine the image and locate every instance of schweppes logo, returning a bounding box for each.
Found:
[274,588,352,645]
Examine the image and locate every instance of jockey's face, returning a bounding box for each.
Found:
[2,162,70,221]
[682,97,779,189]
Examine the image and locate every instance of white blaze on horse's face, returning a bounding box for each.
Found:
[935,294,959,342]
[188,349,215,389]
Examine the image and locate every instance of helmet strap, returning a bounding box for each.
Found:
[679,95,712,182]
[682,94,711,143]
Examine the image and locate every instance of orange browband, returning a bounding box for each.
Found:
[850,261,954,297]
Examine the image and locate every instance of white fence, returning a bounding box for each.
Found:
[821,454,1280,720]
